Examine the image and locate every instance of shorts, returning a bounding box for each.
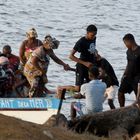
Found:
[73,102,102,116]
[119,76,140,95]
[105,85,118,100]
[75,64,90,86]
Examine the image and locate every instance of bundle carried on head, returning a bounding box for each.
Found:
[44,35,60,49]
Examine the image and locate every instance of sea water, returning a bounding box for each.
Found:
[0,0,139,118]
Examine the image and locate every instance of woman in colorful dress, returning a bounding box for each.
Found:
[24,35,70,97]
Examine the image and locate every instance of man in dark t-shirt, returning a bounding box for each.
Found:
[56,25,97,96]
[69,24,97,91]
[118,33,140,107]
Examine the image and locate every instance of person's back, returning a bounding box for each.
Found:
[2,45,20,72]
[81,79,106,113]
[7,54,19,72]
[70,66,106,120]
[95,53,119,88]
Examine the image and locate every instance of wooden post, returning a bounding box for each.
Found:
[57,89,66,115]
[56,89,66,126]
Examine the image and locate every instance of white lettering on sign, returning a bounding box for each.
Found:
[45,99,52,108]
[17,101,30,108]
[34,99,44,108]
[0,99,52,109]
[29,99,45,108]
[0,99,14,108]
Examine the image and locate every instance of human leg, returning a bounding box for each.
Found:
[105,86,118,109]
[70,102,77,120]
[118,78,133,107]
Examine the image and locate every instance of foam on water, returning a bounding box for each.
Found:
[0,0,139,117]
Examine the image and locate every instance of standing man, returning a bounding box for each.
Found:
[69,24,97,92]
[118,34,140,107]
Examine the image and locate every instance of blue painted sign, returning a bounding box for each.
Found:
[0,98,60,110]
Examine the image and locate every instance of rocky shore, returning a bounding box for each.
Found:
[0,112,140,140]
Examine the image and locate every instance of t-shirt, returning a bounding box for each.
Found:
[8,54,20,72]
[96,58,119,87]
[73,37,96,63]
[81,80,106,113]
[125,46,140,78]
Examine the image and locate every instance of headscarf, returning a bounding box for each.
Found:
[0,56,9,66]
[44,35,60,49]
[26,28,38,38]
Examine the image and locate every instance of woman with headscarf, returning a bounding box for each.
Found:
[19,28,42,66]
[0,56,14,97]
[24,35,70,97]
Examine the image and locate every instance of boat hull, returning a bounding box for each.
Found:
[0,97,60,124]
[0,109,58,124]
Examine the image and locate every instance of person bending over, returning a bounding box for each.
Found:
[24,35,70,98]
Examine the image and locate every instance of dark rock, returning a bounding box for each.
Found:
[69,104,140,137]
[44,114,68,128]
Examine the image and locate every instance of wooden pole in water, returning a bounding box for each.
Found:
[57,89,66,115]
[56,89,66,126]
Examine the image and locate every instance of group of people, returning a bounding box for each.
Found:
[56,25,140,120]
[0,28,71,98]
[0,24,140,120]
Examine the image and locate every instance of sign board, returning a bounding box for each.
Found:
[0,98,60,110]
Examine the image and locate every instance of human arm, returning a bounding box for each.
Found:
[73,84,87,99]
[73,93,85,99]
[122,50,130,78]
[69,49,93,68]
[49,50,70,70]
[19,41,26,65]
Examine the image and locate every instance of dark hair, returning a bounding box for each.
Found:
[86,24,97,33]
[89,66,99,78]
[0,54,6,57]
[3,45,11,51]
[123,33,135,42]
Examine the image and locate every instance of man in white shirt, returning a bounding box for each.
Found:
[70,66,106,120]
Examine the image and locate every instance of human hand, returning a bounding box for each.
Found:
[39,70,46,76]
[83,62,93,68]
[63,64,71,71]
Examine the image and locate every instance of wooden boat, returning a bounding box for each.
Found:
[0,97,60,124]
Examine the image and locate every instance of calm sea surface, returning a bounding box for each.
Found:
[0,0,139,117]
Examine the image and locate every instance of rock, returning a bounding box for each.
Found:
[109,127,130,140]
[133,125,140,135]
[43,130,54,139]
[69,104,140,136]
[44,114,68,128]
